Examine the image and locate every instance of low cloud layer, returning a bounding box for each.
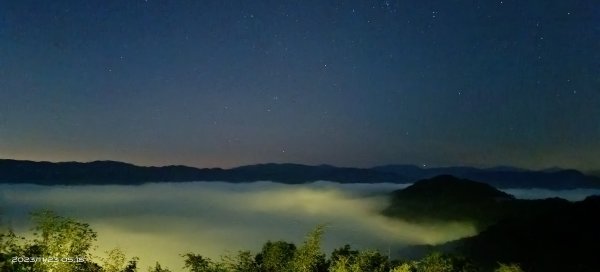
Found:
[1,182,476,269]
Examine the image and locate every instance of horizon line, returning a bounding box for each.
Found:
[0,157,592,173]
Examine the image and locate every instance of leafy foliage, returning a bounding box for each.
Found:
[29,210,98,271]
[182,253,229,272]
[221,251,258,272]
[0,211,136,272]
[391,252,480,272]
[290,225,328,272]
[0,229,28,272]
[101,247,127,272]
[148,262,172,272]
[255,240,296,272]
[1,210,531,272]
[494,263,524,272]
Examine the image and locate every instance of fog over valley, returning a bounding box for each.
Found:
[2,181,600,270]
[1,182,463,269]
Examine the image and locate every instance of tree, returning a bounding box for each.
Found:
[123,257,140,272]
[101,247,127,272]
[29,210,98,272]
[329,245,357,272]
[415,252,454,272]
[329,245,358,265]
[182,253,212,272]
[291,225,327,272]
[351,250,389,272]
[221,250,258,272]
[0,229,29,272]
[182,253,228,272]
[255,241,296,272]
[148,262,172,272]
[328,246,389,272]
[390,262,417,272]
[495,263,524,272]
[328,255,351,272]
[99,247,139,272]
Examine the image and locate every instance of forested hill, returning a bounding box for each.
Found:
[454,195,600,272]
[1,159,599,189]
[384,176,600,271]
[383,175,516,229]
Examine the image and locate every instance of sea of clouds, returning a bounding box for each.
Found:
[0,181,474,270]
[2,181,599,270]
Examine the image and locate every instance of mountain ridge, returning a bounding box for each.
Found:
[1,159,599,189]
[372,164,600,189]
[0,159,406,185]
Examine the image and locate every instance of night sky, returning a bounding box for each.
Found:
[1,0,599,170]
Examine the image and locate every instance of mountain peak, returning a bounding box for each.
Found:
[395,175,514,200]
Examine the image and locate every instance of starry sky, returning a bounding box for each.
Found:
[1,0,599,170]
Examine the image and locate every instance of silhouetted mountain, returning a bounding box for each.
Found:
[449,196,600,272]
[384,176,600,271]
[540,166,565,173]
[226,163,404,183]
[390,175,513,200]
[373,165,481,179]
[485,166,527,172]
[462,169,599,189]
[1,159,598,189]
[373,164,600,189]
[0,159,406,185]
[383,175,515,229]
[0,159,226,185]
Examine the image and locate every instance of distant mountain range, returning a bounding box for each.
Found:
[0,159,401,185]
[372,164,600,189]
[1,159,599,189]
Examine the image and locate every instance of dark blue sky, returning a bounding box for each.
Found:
[1,0,599,170]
